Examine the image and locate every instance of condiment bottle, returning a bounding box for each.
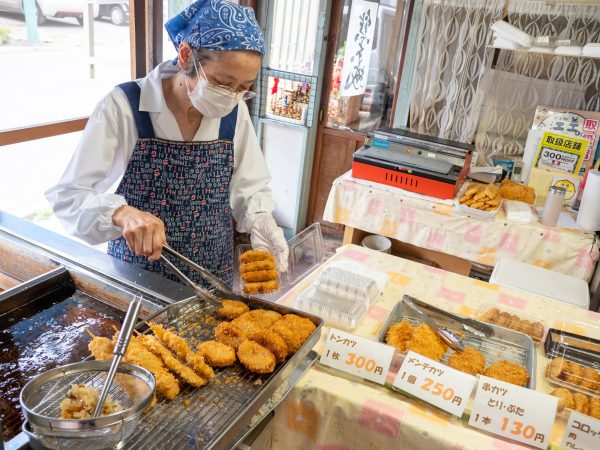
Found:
[540,186,566,227]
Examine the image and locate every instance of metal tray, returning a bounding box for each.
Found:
[117,293,323,450]
[376,297,537,389]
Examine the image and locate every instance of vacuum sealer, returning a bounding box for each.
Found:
[352,127,473,199]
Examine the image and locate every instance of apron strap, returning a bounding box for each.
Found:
[218,105,239,141]
[118,81,156,139]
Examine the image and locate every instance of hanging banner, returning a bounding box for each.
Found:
[340,0,379,97]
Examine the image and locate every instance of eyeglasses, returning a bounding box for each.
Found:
[197,63,257,100]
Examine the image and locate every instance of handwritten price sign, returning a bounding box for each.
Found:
[392,351,477,417]
[320,328,394,384]
[468,375,558,449]
[561,410,600,450]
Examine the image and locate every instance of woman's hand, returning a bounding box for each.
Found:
[112,206,167,261]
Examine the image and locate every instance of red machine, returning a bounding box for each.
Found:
[352,128,473,199]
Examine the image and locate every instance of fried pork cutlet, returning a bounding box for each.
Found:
[197,340,237,367]
[237,340,276,374]
[232,309,282,340]
[271,314,316,353]
[385,321,415,353]
[215,321,246,350]
[448,347,486,376]
[484,360,529,387]
[550,388,575,412]
[405,323,448,362]
[252,330,288,363]
[216,299,249,320]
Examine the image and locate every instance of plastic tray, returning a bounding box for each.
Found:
[293,286,368,331]
[377,297,537,389]
[476,303,547,343]
[313,265,381,307]
[454,182,502,218]
[235,223,325,299]
[544,328,600,399]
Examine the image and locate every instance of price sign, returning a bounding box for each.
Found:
[561,410,600,450]
[320,328,394,384]
[392,351,477,417]
[468,375,558,449]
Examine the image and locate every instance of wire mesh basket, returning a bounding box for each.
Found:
[20,360,155,450]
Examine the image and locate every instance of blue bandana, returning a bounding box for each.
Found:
[165,0,265,55]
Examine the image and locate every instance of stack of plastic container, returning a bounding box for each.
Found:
[294,262,389,330]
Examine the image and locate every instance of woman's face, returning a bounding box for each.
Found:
[179,44,261,93]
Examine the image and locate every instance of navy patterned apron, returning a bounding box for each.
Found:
[107,81,236,288]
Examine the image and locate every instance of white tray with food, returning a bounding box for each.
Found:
[455,182,502,218]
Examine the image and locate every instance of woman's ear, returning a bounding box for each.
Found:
[178,42,193,70]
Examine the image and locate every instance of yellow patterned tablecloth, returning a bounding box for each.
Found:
[271,244,600,450]
[323,172,599,282]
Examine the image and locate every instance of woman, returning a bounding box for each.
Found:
[45,0,288,288]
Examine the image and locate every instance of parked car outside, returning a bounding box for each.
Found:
[0,0,127,26]
[96,1,128,26]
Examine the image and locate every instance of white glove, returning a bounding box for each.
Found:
[249,212,289,272]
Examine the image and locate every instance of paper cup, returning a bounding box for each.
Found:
[361,235,392,254]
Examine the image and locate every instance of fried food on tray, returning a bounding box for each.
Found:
[241,270,278,283]
[252,330,288,362]
[591,397,600,420]
[271,314,316,353]
[550,387,575,412]
[405,323,448,362]
[385,321,415,353]
[573,392,589,415]
[484,360,529,387]
[123,336,180,400]
[138,335,207,387]
[243,280,280,294]
[241,260,275,273]
[197,341,237,367]
[240,250,275,264]
[448,347,486,376]
[232,309,283,340]
[581,367,600,392]
[458,183,501,212]
[498,179,535,205]
[148,322,192,361]
[237,340,276,374]
[88,336,114,360]
[59,384,122,419]
[548,357,566,380]
[185,351,215,379]
[216,299,249,320]
[479,307,544,341]
[564,361,585,385]
[215,321,246,349]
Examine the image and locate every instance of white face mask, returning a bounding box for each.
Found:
[185,59,255,118]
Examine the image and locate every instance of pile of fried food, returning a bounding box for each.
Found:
[240,250,279,294]
[479,307,545,342]
[550,387,600,418]
[498,179,536,205]
[87,300,315,402]
[213,300,315,374]
[547,357,600,393]
[59,384,122,419]
[458,183,502,212]
[386,321,530,386]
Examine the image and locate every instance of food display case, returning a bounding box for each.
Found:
[0,211,321,450]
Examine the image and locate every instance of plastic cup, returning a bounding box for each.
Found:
[361,235,392,254]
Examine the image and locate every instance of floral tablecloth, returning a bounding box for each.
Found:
[271,244,600,450]
[323,172,599,282]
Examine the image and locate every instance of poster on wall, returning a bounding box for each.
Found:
[340,0,379,97]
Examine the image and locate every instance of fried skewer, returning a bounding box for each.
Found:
[148,322,192,360]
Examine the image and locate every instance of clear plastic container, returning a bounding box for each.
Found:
[313,266,381,306]
[476,303,546,343]
[235,223,325,298]
[293,286,368,331]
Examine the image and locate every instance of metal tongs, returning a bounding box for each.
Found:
[159,245,226,306]
[93,295,143,418]
[403,296,465,352]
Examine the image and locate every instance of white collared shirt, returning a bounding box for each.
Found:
[46,60,274,245]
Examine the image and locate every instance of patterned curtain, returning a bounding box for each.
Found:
[408,0,505,142]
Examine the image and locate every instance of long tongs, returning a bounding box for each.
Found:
[93,295,142,418]
[403,296,465,352]
[159,245,225,306]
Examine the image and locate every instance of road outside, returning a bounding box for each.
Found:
[0,8,177,246]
